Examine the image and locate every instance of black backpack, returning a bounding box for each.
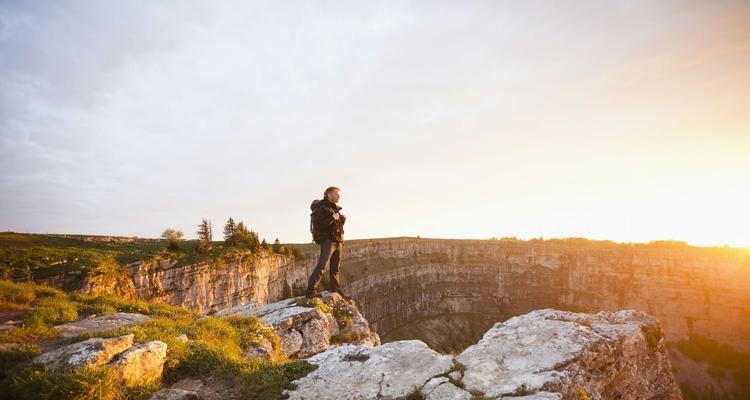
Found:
[310,199,324,244]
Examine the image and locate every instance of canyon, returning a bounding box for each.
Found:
[39,236,750,398]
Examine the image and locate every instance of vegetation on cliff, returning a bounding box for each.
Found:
[0,279,316,400]
[0,232,305,286]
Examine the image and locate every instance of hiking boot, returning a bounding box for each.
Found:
[305,291,323,299]
[335,290,354,303]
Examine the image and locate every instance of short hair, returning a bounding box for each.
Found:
[324,186,340,197]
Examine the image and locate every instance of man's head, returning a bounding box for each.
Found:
[324,186,341,203]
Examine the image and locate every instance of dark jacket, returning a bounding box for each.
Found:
[312,198,346,243]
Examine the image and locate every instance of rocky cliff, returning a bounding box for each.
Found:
[334,238,750,354]
[12,286,680,400]
[53,237,748,398]
[126,252,309,314]
[284,308,682,399]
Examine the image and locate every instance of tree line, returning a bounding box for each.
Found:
[160,217,304,259]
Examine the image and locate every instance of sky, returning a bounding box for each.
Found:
[1,1,749,247]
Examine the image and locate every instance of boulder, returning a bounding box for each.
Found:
[298,318,331,358]
[110,340,168,385]
[244,336,274,360]
[279,329,303,356]
[215,292,378,359]
[54,313,151,338]
[32,334,134,370]
[321,292,380,347]
[284,340,453,399]
[455,309,682,399]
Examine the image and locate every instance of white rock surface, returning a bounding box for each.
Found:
[54,313,151,338]
[456,309,682,399]
[421,376,449,396]
[425,381,471,400]
[211,301,259,318]
[32,334,135,370]
[216,292,379,359]
[284,340,453,399]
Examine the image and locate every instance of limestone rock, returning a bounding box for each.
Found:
[455,309,682,399]
[324,312,339,337]
[110,340,167,385]
[321,291,381,347]
[425,381,471,400]
[243,298,321,330]
[244,336,274,360]
[211,301,259,318]
[284,340,453,399]
[298,318,331,358]
[32,334,134,370]
[217,292,378,359]
[79,273,137,299]
[279,329,303,357]
[148,388,201,400]
[54,313,151,338]
[421,376,449,396]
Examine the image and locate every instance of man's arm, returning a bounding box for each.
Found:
[313,206,336,229]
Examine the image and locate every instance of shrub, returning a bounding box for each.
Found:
[295,298,332,315]
[0,343,41,380]
[1,364,128,400]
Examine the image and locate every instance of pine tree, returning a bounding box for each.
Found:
[223,217,236,242]
[197,218,213,252]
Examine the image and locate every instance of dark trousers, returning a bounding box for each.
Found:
[306,238,343,294]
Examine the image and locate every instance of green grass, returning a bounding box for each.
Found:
[295,297,333,315]
[0,279,317,400]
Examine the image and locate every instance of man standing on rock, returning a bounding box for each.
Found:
[306,186,353,302]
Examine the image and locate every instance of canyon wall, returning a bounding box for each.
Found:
[126,252,310,314]
[333,238,750,353]
[100,236,748,355]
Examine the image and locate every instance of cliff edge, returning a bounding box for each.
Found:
[284,308,682,400]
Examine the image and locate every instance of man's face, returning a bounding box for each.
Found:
[327,189,340,203]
